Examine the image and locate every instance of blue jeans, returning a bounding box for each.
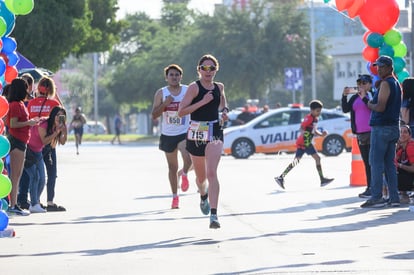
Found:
[25,151,46,206]
[369,126,400,202]
[17,169,30,205]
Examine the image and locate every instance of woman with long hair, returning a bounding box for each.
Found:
[6,78,40,215]
[24,106,67,213]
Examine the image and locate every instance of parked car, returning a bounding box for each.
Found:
[70,121,107,135]
[84,121,107,134]
[223,105,353,159]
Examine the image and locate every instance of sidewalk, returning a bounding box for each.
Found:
[1,143,413,274]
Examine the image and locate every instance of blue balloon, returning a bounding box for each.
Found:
[0,210,8,231]
[1,36,17,54]
[7,51,19,66]
[0,57,6,76]
[372,75,380,86]
[0,1,15,37]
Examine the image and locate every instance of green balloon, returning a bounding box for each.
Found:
[13,0,34,15]
[0,18,6,37]
[393,42,407,58]
[0,174,11,198]
[5,0,17,14]
[384,29,402,46]
[0,160,4,173]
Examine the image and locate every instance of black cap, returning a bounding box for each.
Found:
[357,74,373,83]
[373,55,393,67]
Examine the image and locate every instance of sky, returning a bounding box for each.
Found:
[116,0,408,19]
[117,0,222,19]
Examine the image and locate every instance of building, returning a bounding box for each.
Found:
[219,0,411,100]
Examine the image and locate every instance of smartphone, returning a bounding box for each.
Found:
[59,115,66,124]
[347,86,358,94]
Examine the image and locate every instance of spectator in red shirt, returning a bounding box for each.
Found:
[19,77,67,211]
[6,78,40,216]
[395,124,414,204]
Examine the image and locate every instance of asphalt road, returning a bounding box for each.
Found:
[1,141,413,274]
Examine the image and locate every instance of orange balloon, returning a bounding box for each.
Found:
[362,46,379,62]
[335,0,354,11]
[4,65,17,84]
[347,0,366,18]
[0,96,8,119]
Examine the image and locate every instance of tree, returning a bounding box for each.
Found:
[105,0,333,109]
[179,0,327,105]
[77,0,124,54]
[106,2,196,109]
[108,13,161,65]
[12,0,122,71]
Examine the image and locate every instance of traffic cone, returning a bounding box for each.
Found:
[350,136,367,186]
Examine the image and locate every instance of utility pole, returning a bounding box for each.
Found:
[93,53,98,135]
[310,0,316,99]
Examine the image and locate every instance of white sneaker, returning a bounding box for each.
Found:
[29,204,46,213]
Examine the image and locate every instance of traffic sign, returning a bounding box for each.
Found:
[284,67,303,91]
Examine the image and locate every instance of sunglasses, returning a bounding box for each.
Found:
[357,81,369,85]
[199,65,217,72]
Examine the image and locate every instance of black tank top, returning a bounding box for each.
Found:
[190,80,220,122]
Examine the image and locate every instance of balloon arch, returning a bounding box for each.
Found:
[326,0,408,83]
[0,0,34,236]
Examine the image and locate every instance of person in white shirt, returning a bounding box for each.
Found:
[151,64,192,209]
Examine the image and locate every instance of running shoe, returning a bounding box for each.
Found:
[321,177,334,187]
[171,197,179,209]
[200,198,210,215]
[209,214,221,229]
[7,205,30,216]
[29,204,47,213]
[387,200,400,207]
[46,203,66,212]
[181,174,189,192]
[274,176,285,189]
[360,198,387,208]
[358,188,371,198]
[18,201,30,210]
